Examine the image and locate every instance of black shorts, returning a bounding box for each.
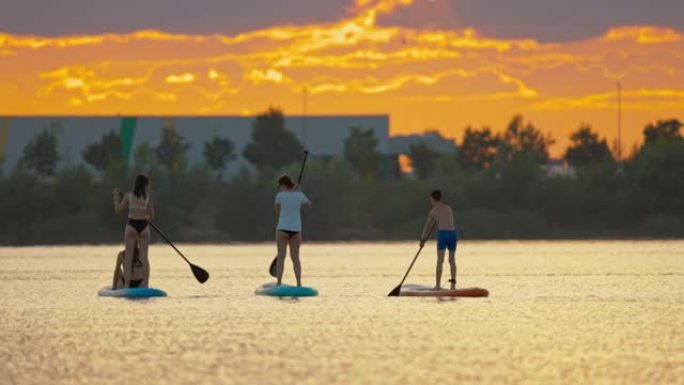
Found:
[279,230,300,239]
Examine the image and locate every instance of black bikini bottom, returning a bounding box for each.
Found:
[279,230,300,239]
[119,277,142,288]
[128,219,148,233]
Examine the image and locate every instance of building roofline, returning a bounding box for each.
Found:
[2,114,390,119]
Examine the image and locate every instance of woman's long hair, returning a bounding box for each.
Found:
[133,174,149,199]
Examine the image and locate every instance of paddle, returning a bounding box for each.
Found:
[117,191,209,283]
[149,221,210,284]
[387,221,436,297]
[269,150,309,277]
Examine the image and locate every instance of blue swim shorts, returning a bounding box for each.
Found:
[437,230,458,251]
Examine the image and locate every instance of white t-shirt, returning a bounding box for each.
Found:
[275,191,310,232]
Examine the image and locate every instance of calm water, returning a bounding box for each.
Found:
[0,241,682,385]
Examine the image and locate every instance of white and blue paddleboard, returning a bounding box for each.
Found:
[255,283,318,297]
[98,286,167,298]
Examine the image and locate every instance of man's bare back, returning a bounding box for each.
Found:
[422,202,455,239]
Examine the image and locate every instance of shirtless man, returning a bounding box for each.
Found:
[420,190,457,290]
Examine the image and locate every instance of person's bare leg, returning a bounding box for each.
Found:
[112,251,124,289]
[435,249,445,290]
[123,226,137,288]
[275,231,288,285]
[137,228,151,288]
[448,250,456,289]
[289,234,302,287]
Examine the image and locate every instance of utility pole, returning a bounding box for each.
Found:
[617,81,622,162]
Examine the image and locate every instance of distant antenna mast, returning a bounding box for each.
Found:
[617,81,622,162]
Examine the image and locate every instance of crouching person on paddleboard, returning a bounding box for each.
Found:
[274,174,312,287]
[420,190,458,290]
[111,244,146,289]
[112,174,154,288]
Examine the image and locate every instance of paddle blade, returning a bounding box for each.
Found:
[387,285,402,297]
[190,263,210,283]
[268,257,277,277]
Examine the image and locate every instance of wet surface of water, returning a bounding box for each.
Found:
[1,241,682,384]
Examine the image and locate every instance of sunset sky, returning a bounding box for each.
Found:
[1,0,683,156]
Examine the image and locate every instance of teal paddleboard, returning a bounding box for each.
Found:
[98,286,167,298]
[255,283,318,297]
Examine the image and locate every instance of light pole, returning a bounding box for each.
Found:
[617,81,622,162]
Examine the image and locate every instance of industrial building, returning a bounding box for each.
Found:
[0,115,458,178]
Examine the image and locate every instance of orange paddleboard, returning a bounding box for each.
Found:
[399,284,489,297]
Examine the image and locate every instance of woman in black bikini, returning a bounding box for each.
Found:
[274,174,312,287]
[113,174,154,288]
[111,244,145,289]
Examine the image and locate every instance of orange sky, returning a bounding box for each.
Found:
[1,0,682,156]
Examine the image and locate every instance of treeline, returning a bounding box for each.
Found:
[0,108,682,244]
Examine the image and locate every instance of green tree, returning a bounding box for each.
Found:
[133,143,153,172]
[632,120,684,214]
[458,126,499,170]
[243,107,303,170]
[497,115,555,165]
[344,127,382,180]
[408,141,439,179]
[215,168,275,240]
[154,126,190,169]
[20,128,60,177]
[204,136,236,180]
[564,124,614,167]
[643,119,682,144]
[82,130,123,173]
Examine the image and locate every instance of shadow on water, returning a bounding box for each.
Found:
[277,297,301,303]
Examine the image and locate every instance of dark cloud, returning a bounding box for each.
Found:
[1,0,682,41]
[381,0,684,42]
[0,0,351,35]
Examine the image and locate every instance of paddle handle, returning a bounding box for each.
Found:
[148,221,191,266]
[396,221,436,289]
[297,150,309,185]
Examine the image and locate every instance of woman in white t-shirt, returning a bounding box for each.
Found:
[274,174,312,286]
